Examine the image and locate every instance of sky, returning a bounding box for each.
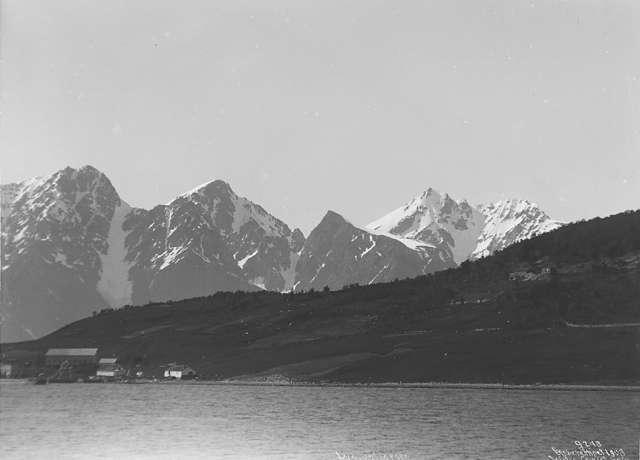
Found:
[1,0,639,234]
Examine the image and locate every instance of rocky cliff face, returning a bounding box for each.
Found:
[293,211,453,291]
[123,179,304,304]
[1,166,126,341]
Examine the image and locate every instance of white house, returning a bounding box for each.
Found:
[163,363,197,380]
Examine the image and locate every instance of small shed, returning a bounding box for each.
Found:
[163,363,197,380]
[45,348,99,367]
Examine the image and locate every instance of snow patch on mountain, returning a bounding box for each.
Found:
[280,251,300,292]
[155,246,187,271]
[359,235,376,259]
[97,201,134,308]
[443,216,485,263]
[237,249,258,269]
[250,276,267,290]
[369,263,391,285]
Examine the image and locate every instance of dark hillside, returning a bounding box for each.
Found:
[497,209,640,264]
[4,210,640,384]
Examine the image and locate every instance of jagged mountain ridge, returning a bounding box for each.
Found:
[1,166,127,341]
[367,188,562,264]
[1,166,560,342]
[367,188,485,264]
[1,166,304,341]
[293,211,453,291]
[293,191,560,292]
[123,179,304,305]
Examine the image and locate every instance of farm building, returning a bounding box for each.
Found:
[0,350,42,378]
[96,357,125,380]
[163,363,197,380]
[0,362,12,377]
[45,348,99,367]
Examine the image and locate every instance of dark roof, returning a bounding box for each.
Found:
[45,348,98,357]
[166,364,194,372]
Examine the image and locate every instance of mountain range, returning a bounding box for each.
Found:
[0,165,561,342]
[6,208,639,385]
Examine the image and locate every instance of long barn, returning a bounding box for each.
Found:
[45,348,99,367]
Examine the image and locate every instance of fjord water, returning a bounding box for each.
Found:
[1,381,637,459]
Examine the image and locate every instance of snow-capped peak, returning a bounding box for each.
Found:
[366,188,484,263]
[478,198,547,219]
[176,179,233,201]
[2,165,133,313]
[471,198,562,259]
[409,187,442,207]
[170,179,291,239]
[367,190,561,265]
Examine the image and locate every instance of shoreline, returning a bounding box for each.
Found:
[5,378,638,391]
[212,380,640,392]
